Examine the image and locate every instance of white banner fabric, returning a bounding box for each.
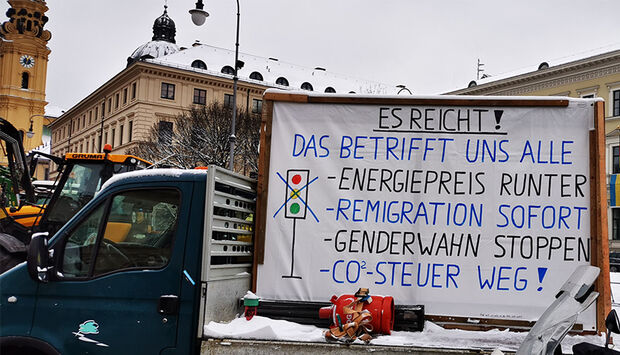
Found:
[257,99,595,328]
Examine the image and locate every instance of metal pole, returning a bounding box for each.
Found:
[228,0,240,171]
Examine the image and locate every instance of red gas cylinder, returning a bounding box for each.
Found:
[319,293,394,335]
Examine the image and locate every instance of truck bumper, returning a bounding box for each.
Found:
[200,338,509,354]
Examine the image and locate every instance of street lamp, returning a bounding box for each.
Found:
[26,114,46,139]
[189,0,209,25]
[26,119,34,138]
[190,0,241,171]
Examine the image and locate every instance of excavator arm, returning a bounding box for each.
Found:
[0,118,35,206]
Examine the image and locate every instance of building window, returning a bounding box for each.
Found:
[193,88,207,105]
[191,60,207,69]
[249,71,263,81]
[614,90,620,117]
[108,98,112,113]
[95,107,99,120]
[221,66,235,75]
[82,115,86,128]
[111,128,115,148]
[128,121,133,142]
[581,94,594,98]
[132,82,137,100]
[325,87,336,93]
[104,132,108,145]
[614,146,620,174]
[21,72,29,89]
[119,125,124,146]
[123,88,128,104]
[301,82,314,91]
[115,93,119,109]
[614,209,620,240]
[101,103,105,118]
[276,77,289,86]
[252,99,263,113]
[89,111,92,124]
[224,94,234,108]
[158,121,173,144]
[161,83,175,100]
[86,141,89,153]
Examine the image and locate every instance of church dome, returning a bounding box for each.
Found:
[127,6,179,66]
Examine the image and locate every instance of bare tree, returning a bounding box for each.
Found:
[236,105,262,175]
[129,102,261,174]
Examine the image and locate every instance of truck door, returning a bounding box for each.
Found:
[30,183,192,354]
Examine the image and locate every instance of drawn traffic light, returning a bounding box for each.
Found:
[285,169,309,219]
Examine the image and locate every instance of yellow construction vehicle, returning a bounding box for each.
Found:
[0,121,151,272]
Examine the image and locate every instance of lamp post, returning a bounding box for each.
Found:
[190,0,240,171]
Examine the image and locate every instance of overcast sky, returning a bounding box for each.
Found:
[4,0,620,113]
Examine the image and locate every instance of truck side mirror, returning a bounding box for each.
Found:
[27,232,50,283]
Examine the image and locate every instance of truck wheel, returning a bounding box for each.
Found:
[0,246,25,273]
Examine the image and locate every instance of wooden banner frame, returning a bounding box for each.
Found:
[252,92,610,332]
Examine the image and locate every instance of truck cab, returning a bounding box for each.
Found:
[37,151,152,236]
[0,166,256,354]
[0,147,152,274]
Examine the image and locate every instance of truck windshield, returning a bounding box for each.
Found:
[46,163,105,225]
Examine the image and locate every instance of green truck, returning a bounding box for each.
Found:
[0,166,256,354]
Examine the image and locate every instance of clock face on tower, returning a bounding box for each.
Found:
[19,55,35,68]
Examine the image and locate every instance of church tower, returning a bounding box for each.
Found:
[0,0,51,151]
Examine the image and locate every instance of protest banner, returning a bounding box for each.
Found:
[254,91,609,331]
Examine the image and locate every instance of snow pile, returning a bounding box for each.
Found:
[243,290,259,301]
[204,316,324,342]
[204,316,605,353]
[373,322,604,353]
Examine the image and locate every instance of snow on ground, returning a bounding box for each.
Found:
[204,316,605,353]
[204,316,325,343]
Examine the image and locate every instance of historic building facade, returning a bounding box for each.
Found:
[447,49,620,251]
[0,0,51,153]
[49,7,389,171]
